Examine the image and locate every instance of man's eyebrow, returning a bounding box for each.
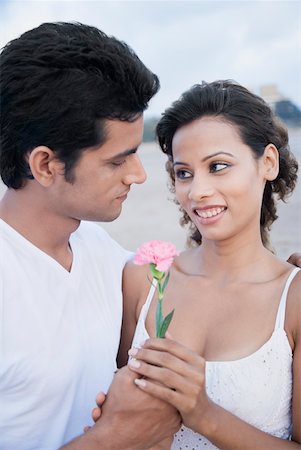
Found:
[173,151,235,166]
[109,148,138,160]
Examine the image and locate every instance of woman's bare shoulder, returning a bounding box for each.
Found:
[123,258,154,306]
[123,257,150,279]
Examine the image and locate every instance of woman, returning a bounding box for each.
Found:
[119,81,301,449]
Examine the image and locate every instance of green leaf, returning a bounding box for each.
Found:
[162,271,170,292]
[156,299,163,337]
[158,309,175,338]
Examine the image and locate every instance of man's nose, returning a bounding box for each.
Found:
[123,154,147,185]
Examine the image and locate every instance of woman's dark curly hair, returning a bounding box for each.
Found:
[156,80,298,249]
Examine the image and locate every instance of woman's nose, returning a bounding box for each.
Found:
[188,176,214,201]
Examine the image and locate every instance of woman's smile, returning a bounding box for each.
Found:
[193,205,227,225]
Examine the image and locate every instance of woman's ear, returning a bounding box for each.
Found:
[262,143,279,181]
[27,146,62,187]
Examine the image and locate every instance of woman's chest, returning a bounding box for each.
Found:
[144,275,283,361]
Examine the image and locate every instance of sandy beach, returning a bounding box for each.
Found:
[0,128,300,260]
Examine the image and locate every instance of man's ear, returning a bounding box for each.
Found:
[261,143,279,181]
[27,146,62,187]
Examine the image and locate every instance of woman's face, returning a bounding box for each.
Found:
[172,117,268,244]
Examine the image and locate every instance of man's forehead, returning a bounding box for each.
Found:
[100,116,144,153]
[86,118,143,161]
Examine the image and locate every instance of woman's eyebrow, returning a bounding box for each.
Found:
[173,151,236,167]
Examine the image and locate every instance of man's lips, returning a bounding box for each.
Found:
[116,190,130,200]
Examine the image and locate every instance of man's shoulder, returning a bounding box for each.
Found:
[74,221,133,262]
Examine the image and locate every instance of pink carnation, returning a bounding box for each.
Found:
[134,240,179,272]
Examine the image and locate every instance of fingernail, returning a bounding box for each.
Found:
[134,378,146,388]
[128,347,138,356]
[128,359,140,368]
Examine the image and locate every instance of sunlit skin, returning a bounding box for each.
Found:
[117,117,301,449]
[0,116,146,270]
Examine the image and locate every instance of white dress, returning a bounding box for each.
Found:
[131,267,300,449]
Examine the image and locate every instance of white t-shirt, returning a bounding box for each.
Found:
[0,219,131,450]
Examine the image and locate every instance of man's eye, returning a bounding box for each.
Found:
[112,160,126,167]
[175,169,192,180]
[209,162,229,173]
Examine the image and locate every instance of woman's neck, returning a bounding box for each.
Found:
[192,227,281,284]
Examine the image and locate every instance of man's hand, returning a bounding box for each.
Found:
[62,366,180,450]
[83,392,105,433]
[287,252,301,267]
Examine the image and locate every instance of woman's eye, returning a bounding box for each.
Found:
[175,169,192,180]
[209,162,229,173]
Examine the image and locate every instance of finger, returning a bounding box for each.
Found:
[139,338,203,366]
[91,407,102,422]
[128,357,204,393]
[95,391,106,406]
[128,346,204,379]
[134,377,185,412]
[165,331,173,339]
[129,358,186,390]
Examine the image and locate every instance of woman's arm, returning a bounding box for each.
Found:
[117,260,152,368]
[117,261,177,449]
[117,260,147,368]
[290,272,301,444]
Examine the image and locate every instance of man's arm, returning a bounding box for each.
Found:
[61,366,181,450]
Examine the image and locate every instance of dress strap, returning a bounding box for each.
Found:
[274,267,300,331]
[144,279,158,312]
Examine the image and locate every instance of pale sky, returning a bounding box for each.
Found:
[1,0,300,116]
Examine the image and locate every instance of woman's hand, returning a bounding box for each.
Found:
[128,338,212,434]
[287,252,301,267]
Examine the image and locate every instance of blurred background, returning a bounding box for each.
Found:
[0,0,300,258]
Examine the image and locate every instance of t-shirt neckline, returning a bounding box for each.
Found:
[0,218,80,279]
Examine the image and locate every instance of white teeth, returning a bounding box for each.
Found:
[196,207,225,218]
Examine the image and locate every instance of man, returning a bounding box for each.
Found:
[0,22,179,449]
[0,22,300,450]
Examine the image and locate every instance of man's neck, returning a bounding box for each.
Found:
[0,188,80,271]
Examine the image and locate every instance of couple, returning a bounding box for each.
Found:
[0,22,300,450]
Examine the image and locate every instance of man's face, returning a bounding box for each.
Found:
[50,115,146,223]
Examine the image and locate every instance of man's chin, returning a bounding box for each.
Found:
[92,210,122,223]
[77,206,123,223]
